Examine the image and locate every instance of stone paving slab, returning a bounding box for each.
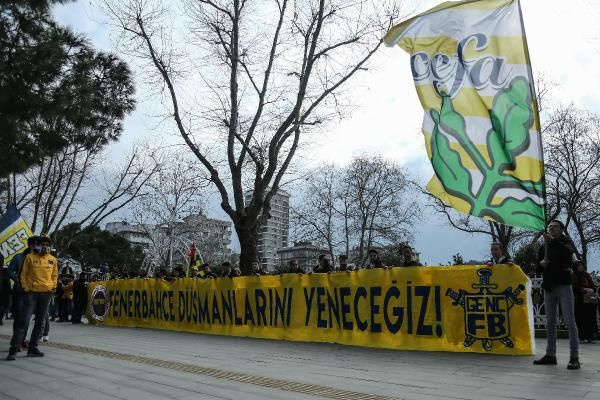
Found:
[0,320,599,400]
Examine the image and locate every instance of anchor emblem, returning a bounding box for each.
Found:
[446,268,525,351]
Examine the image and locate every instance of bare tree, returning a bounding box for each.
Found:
[343,155,419,265]
[292,155,420,266]
[100,0,406,271]
[544,105,600,266]
[0,143,157,235]
[132,150,211,270]
[291,164,339,260]
[1,145,93,225]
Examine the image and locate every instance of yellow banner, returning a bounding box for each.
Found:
[87,265,535,355]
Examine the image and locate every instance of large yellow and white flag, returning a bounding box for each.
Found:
[385,0,546,231]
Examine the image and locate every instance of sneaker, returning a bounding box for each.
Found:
[6,352,16,361]
[567,359,581,370]
[533,355,557,365]
[42,336,49,342]
[26,348,44,358]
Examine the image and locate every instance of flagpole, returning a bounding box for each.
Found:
[517,0,549,264]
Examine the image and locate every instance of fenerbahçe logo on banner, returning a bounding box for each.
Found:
[446,268,525,352]
[89,285,110,322]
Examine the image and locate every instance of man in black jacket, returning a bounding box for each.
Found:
[71,273,88,324]
[313,254,334,273]
[533,220,580,370]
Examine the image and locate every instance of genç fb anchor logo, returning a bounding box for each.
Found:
[89,285,110,322]
[446,268,525,351]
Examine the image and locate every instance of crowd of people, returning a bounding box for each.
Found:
[104,245,426,281]
[1,220,598,369]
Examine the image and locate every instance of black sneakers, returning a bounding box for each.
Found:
[534,355,581,369]
[533,355,557,365]
[6,350,17,361]
[26,348,44,357]
[567,359,581,370]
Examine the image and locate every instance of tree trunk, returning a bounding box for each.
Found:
[236,220,260,275]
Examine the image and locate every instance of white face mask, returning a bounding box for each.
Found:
[33,245,43,254]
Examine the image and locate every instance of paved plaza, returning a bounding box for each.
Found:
[0,321,599,400]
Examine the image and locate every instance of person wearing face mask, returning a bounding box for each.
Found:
[7,236,38,350]
[6,234,58,361]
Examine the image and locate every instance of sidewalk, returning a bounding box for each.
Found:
[0,320,599,400]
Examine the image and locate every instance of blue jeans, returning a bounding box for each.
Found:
[544,285,579,359]
[10,292,52,351]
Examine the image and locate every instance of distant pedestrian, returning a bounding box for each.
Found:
[172,266,186,279]
[155,269,167,279]
[401,245,423,267]
[283,259,305,275]
[367,249,386,269]
[487,242,512,266]
[313,254,334,273]
[7,235,58,361]
[248,261,268,276]
[201,263,218,279]
[337,255,356,272]
[71,273,88,324]
[533,220,580,370]
[57,272,74,322]
[189,266,200,279]
[231,267,242,278]
[221,262,233,278]
[572,261,598,344]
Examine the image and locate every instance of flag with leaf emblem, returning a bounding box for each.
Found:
[384,0,546,231]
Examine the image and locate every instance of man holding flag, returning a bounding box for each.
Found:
[187,242,202,278]
[385,0,580,369]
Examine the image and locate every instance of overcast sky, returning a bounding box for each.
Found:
[53,0,600,268]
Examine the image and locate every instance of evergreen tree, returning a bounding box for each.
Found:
[54,223,145,272]
[0,0,135,176]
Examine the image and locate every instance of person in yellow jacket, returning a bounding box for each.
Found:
[57,272,73,322]
[7,235,58,361]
